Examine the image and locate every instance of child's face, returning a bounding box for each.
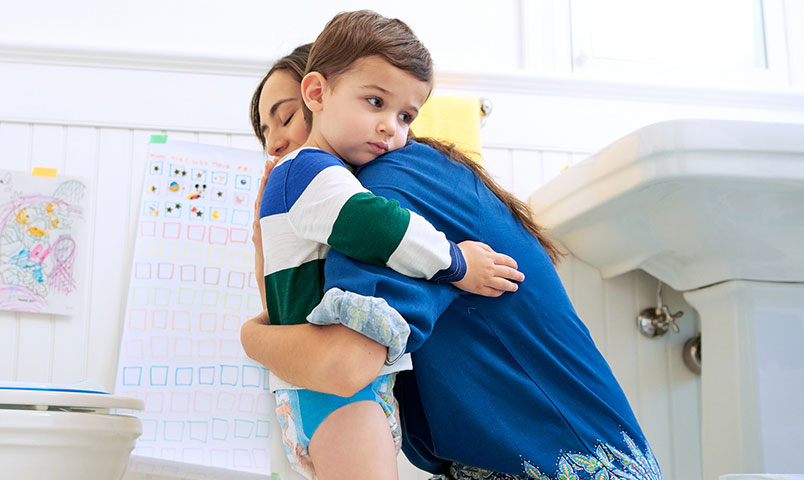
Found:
[313,56,431,166]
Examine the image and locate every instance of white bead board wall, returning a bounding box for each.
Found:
[0,122,261,388]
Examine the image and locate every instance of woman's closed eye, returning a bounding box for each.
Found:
[282,112,295,127]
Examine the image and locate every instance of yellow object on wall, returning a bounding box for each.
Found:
[31,167,58,177]
[411,96,482,163]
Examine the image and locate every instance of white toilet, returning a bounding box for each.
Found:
[0,383,143,480]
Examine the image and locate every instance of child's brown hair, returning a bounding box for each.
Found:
[301,10,433,128]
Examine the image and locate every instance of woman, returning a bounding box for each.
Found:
[242,45,663,480]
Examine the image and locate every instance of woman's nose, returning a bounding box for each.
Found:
[267,136,288,157]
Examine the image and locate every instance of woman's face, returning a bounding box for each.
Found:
[257,70,310,159]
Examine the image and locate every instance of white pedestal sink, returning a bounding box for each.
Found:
[528,119,804,480]
[685,281,804,478]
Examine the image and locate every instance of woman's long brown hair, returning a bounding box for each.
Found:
[411,136,564,265]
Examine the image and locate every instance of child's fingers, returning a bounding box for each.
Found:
[471,241,519,268]
[486,277,519,293]
[493,264,525,282]
[263,157,278,181]
[488,251,518,270]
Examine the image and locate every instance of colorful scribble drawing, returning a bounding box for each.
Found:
[0,171,87,314]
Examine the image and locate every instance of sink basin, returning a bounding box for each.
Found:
[528,119,804,291]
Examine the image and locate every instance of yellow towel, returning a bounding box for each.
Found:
[411,95,482,163]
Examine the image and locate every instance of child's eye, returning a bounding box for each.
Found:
[282,112,294,127]
[398,113,412,124]
[367,97,382,108]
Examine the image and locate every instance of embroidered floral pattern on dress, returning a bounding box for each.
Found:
[449,431,662,480]
[521,431,663,480]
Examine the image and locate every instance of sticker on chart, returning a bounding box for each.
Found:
[210,187,227,203]
[210,207,227,223]
[189,206,205,221]
[149,160,164,176]
[169,164,188,178]
[233,193,248,206]
[164,202,183,218]
[234,175,252,191]
[211,172,228,185]
[192,169,207,183]
[143,201,160,217]
[188,183,206,201]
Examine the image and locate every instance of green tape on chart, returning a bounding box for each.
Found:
[149,135,168,144]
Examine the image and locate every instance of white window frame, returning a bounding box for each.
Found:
[785,0,804,88]
[564,0,793,90]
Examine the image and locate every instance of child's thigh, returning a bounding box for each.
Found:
[308,400,398,480]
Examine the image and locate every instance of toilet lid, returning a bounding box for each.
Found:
[0,383,143,410]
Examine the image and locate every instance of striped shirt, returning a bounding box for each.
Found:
[259,147,466,329]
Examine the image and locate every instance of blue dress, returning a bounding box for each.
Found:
[324,141,663,480]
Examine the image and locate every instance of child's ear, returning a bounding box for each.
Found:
[301,72,326,113]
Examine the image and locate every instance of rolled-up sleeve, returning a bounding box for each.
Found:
[324,251,459,352]
[323,144,475,352]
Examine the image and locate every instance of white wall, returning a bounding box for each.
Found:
[2,2,804,479]
[0,0,523,73]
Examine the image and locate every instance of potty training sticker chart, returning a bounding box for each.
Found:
[0,170,88,315]
[115,139,272,475]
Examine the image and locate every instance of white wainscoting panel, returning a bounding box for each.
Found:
[0,121,260,390]
[555,256,702,480]
[483,145,592,201]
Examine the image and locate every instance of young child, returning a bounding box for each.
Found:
[258,10,523,480]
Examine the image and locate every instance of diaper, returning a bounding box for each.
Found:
[274,374,401,480]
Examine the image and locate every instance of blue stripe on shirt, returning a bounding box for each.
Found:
[285,150,348,210]
[429,240,467,283]
[259,149,348,218]
[260,160,291,218]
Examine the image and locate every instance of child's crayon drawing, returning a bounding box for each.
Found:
[0,170,87,314]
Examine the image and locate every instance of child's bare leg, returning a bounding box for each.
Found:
[308,400,398,480]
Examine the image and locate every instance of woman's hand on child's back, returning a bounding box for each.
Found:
[453,241,524,297]
[253,158,278,311]
[252,158,278,252]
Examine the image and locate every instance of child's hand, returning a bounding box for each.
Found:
[453,240,524,297]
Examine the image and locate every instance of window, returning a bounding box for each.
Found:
[566,0,790,88]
